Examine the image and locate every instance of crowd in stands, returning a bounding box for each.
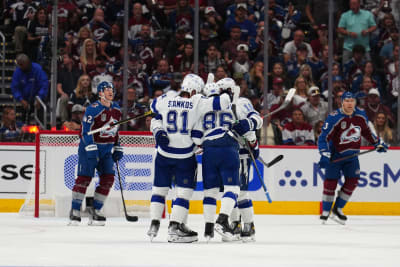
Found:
[0,0,399,146]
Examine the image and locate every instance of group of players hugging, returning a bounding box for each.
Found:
[67,72,389,243]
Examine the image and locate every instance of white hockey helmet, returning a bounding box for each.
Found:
[216,77,236,91]
[203,82,220,97]
[181,74,205,95]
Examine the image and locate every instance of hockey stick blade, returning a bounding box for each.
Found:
[331,148,376,163]
[259,154,284,168]
[263,88,296,118]
[116,161,138,222]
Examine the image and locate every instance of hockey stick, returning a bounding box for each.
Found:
[206,73,214,84]
[87,110,153,135]
[115,161,139,222]
[331,148,377,163]
[259,154,284,168]
[262,88,296,119]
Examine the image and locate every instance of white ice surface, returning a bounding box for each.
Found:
[0,213,399,267]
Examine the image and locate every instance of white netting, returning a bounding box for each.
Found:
[19,132,156,218]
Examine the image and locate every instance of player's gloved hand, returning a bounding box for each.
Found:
[318,152,331,169]
[155,130,169,148]
[112,145,124,162]
[374,139,389,153]
[85,144,99,169]
[248,140,260,159]
[232,118,255,136]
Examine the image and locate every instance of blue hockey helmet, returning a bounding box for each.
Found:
[341,91,355,102]
[97,81,114,94]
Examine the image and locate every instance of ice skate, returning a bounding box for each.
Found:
[214,214,234,241]
[167,221,198,243]
[68,209,81,226]
[330,206,347,225]
[147,219,160,241]
[241,222,255,242]
[320,211,330,225]
[87,207,106,226]
[204,222,214,242]
[222,221,242,242]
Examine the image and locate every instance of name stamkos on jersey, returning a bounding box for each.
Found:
[339,123,361,144]
[167,99,194,109]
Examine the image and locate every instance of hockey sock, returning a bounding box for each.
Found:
[238,191,253,223]
[220,185,239,216]
[336,177,359,209]
[322,179,339,212]
[150,186,169,220]
[170,187,193,224]
[93,174,114,210]
[203,188,218,223]
[71,176,92,210]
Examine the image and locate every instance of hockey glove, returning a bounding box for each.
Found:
[374,139,388,153]
[112,145,124,162]
[155,130,169,148]
[85,144,99,169]
[232,118,255,136]
[248,140,260,160]
[318,152,331,169]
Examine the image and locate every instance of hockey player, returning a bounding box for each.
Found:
[147,74,230,243]
[318,91,388,224]
[69,81,123,226]
[217,78,263,242]
[192,82,257,241]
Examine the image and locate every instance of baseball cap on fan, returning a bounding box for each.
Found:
[237,3,248,10]
[237,43,249,52]
[308,86,320,96]
[273,77,284,84]
[368,88,380,97]
[204,6,216,15]
[71,104,85,113]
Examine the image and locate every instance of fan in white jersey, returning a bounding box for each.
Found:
[191,81,257,241]
[147,74,231,243]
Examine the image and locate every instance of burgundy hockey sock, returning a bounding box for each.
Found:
[93,174,114,210]
[322,179,338,212]
[336,177,359,209]
[71,176,92,210]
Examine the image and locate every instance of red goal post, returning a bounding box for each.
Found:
[20,130,156,218]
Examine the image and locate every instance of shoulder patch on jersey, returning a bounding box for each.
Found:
[91,102,99,108]
[330,110,338,116]
[357,107,365,111]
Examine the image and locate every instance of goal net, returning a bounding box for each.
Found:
[19,131,156,218]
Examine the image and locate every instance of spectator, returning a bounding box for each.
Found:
[365,88,395,127]
[337,0,377,64]
[202,43,226,74]
[301,86,329,127]
[199,22,219,57]
[80,0,106,24]
[131,24,156,74]
[99,23,123,62]
[283,29,313,63]
[214,65,229,82]
[122,87,149,131]
[128,2,151,40]
[351,61,383,96]
[144,115,152,131]
[310,24,328,58]
[221,25,247,63]
[104,0,125,25]
[269,62,288,91]
[166,25,189,62]
[265,77,285,110]
[88,55,114,94]
[224,3,257,42]
[27,6,50,63]
[343,44,366,85]
[11,54,48,124]
[79,38,97,74]
[259,117,283,145]
[57,53,82,123]
[299,64,316,87]
[373,112,397,145]
[0,107,24,142]
[173,42,194,75]
[286,44,309,81]
[150,59,174,93]
[333,89,345,109]
[86,8,110,42]
[52,0,78,36]
[168,0,194,33]
[321,63,343,92]
[230,43,250,80]
[127,55,150,99]
[292,76,309,107]
[12,0,39,54]
[313,120,324,142]
[203,6,223,40]
[376,13,397,52]
[248,61,264,95]
[282,108,315,146]
[380,27,399,64]
[65,10,82,35]
[355,76,374,108]
[112,73,123,103]
[63,104,85,131]
[306,0,339,30]
[68,74,96,109]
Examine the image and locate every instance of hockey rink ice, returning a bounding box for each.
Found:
[0,213,399,267]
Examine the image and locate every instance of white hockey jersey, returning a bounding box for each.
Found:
[150,93,230,158]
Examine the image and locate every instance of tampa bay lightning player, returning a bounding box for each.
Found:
[69,81,123,226]
[318,91,388,225]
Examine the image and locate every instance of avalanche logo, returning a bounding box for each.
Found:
[100,118,119,137]
[339,123,361,144]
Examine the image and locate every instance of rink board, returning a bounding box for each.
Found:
[0,144,399,215]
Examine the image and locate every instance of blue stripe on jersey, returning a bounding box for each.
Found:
[213,96,221,111]
[223,191,237,201]
[174,198,189,209]
[246,111,257,118]
[206,128,225,137]
[238,199,253,209]
[161,144,195,154]
[155,114,162,120]
[151,194,165,204]
[151,98,158,114]
[191,129,203,139]
[203,197,217,205]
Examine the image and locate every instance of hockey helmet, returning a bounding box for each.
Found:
[181,74,205,95]
[216,77,236,91]
[341,91,355,102]
[97,81,114,95]
[203,82,220,97]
